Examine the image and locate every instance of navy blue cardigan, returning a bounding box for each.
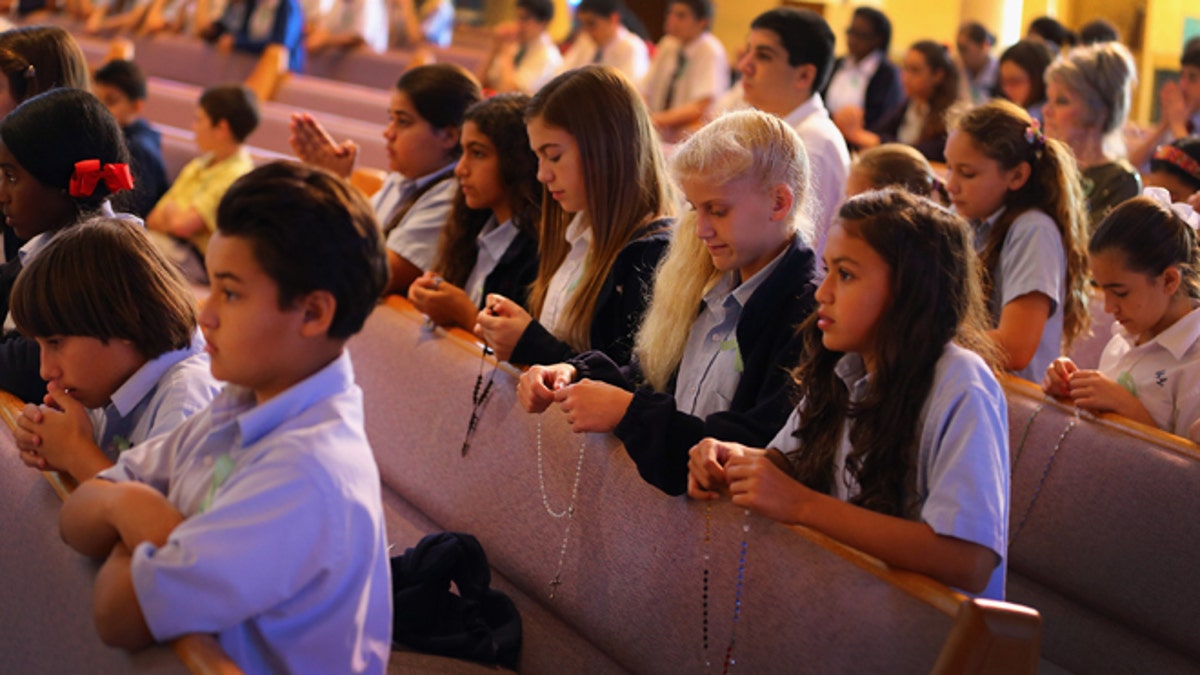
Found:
[569,236,818,495]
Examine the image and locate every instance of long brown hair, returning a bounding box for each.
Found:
[0,26,90,105]
[907,40,960,144]
[787,190,1000,517]
[432,94,541,287]
[524,65,676,351]
[951,99,1091,350]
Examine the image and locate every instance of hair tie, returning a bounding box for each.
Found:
[1024,119,1046,150]
[1152,144,1200,182]
[68,159,135,198]
[1144,186,1200,231]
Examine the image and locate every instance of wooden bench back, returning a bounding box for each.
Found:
[1004,376,1200,672]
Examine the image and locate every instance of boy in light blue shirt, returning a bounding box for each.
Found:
[59,162,392,674]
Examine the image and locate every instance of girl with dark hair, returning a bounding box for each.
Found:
[688,189,1009,599]
[291,63,483,295]
[407,94,541,330]
[0,88,137,401]
[944,99,1091,383]
[839,40,960,162]
[474,65,676,367]
[1044,193,1200,442]
[997,39,1054,124]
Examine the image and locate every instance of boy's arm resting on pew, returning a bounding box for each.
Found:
[93,542,157,650]
[60,479,184,561]
[61,480,184,648]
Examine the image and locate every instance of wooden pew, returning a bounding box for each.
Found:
[1003,376,1200,672]
[0,391,242,675]
[350,296,1041,673]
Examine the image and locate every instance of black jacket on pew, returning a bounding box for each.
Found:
[0,256,47,403]
[509,219,672,368]
[569,236,818,496]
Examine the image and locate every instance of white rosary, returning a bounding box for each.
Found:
[535,417,587,599]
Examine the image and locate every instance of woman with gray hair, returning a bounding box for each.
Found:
[1043,41,1141,227]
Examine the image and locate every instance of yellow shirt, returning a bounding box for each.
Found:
[158,148,254,253]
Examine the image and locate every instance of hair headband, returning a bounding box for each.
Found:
[1153,144,1200,183]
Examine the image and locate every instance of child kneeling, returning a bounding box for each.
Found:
[13,216,220,483]
[59,162,393,673]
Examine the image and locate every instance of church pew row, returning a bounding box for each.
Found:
[142,76,391,172]
[1001,376,1200,673]
[350,296,1042,674]
[0,394,241,675]
[42,16,486,91]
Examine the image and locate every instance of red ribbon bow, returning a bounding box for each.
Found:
[68,159,135,198]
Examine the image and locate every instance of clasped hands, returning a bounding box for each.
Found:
[517,363,632,433]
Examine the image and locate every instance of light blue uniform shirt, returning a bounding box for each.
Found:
[463,215,519,306]
[675,249,786,418]
[770,342,1010,600]
[98,352,392,674]
[90,333,220,459]
[974,207,1065,383]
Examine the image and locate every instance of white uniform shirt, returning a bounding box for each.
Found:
[463,216,520,306]
[559,26,649,83]
[781,94,851,258]
[540,212,591,338]
[825,50,883,114]
[770,343,1010,600]
[486,32,562,94]
[314,0,388,52]
[1098,304,1200,441]
[640,32,729,113]
[98,352,391,675]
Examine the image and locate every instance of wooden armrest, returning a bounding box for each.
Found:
[1000,374,1200,459]
[350,167,388,197]
[173,634,244,675]
[931,598,1041,675]
[244,44,290,102]
[106,37,135,62]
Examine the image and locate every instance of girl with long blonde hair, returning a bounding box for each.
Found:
[517,109,818,495]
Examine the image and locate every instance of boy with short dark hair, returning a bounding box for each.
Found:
[641,0,728,141]
[146,84,260,284]
[93,59,169,217]
[59,161,392,674]
[558,0,648,82]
